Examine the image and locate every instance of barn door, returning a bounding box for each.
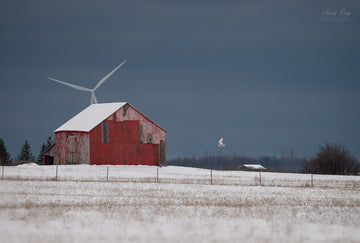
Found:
[159,140,166,166]
[67,134,78,164]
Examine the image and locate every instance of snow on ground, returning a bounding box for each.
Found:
[2,164,360,189]
[0,165,359,242]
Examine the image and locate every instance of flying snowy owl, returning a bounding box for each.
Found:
[218,138,225,147]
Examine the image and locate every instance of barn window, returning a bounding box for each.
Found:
[146,133,153,143]
[139,124,145,143]
[102,122,109,143]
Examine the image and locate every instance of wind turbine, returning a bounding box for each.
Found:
[48,60,127,104]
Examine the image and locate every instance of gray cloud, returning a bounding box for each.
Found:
[1,0,359,159]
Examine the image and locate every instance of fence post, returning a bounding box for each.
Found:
[157,167,159,183]
[2,165,4,180]
[107,166,109,182]
[311,174,313,187]
[55,165,58,180]
[211,169,213,185]
[259,171,262,186]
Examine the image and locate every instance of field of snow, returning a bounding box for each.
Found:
[2,164,360,189]
[0,164,359,242]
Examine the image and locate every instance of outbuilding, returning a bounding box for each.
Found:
[54,102,166,166]
[42,144,55,165]
[239,164,266,172]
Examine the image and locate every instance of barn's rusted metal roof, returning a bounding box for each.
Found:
[55,102,126,132]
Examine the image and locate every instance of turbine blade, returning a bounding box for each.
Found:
[48,77,92,92]
[93,60,127,91]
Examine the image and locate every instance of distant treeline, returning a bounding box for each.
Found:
[167,153,306,173]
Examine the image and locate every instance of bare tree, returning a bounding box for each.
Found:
[303,143,359,175]
[280,147,295,173]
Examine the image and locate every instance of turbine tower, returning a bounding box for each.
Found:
[48,60,127,104]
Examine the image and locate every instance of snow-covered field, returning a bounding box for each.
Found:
[0,164,359,242]
[2,164,360,189]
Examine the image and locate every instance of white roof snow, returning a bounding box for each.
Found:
[243,164,266,170]
[55,102,127,132]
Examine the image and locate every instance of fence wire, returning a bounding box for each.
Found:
[1,165,359,190]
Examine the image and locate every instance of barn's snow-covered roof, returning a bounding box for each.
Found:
[242,164,266,170]
[55,102,127,132]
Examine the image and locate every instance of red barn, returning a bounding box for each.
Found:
[54,102,166,166]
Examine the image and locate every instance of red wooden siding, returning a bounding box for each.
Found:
[89,104,165,165]
[115,104,165,143]
[89,119,160,165]
[54,131,90,165]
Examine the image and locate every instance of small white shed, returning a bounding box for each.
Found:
[239,164,266,171]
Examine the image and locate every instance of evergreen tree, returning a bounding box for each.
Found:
[0,138,11,165]
[37,143,47,164]
[37,136,54,164]
[17,140,35,162]
[46,136,53,148]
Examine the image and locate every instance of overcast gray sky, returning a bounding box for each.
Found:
[1,0,359,160]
